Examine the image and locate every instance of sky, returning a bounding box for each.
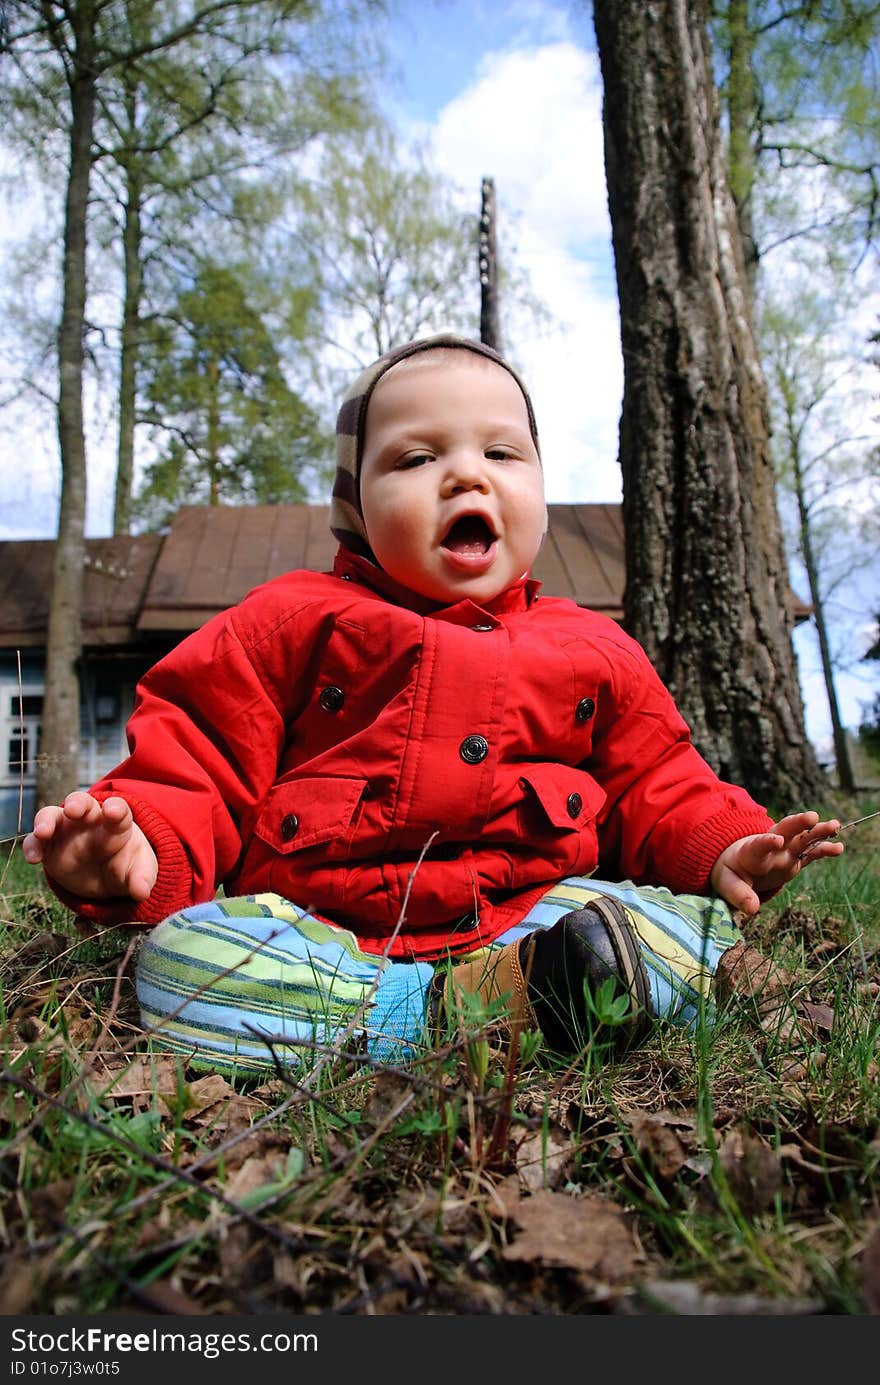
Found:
[1,0,878,759]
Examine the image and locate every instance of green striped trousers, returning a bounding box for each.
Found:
[135,877,744,1075]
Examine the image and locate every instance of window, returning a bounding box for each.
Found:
[2,687,43,787]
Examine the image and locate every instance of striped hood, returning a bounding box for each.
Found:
[329,333,541,562]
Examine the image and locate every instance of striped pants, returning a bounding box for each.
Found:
[135,878,744,1075]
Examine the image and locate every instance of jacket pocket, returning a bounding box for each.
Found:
[252,776,368,854]
[518,764,606,831]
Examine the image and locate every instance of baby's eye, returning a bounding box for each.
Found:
[397,453,432,469]
[485,448,513,461]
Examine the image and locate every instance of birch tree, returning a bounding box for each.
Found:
[1,0,372,808]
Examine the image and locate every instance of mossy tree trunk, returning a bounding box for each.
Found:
[592,0,826,805]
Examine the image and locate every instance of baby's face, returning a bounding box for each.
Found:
[359,350,547,606]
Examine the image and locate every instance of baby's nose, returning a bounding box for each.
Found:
[444,451,490,492]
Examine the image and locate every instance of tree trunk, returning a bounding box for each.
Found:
[479,176,502,352]
[592,0,825,805]
[207,354,220,504]
[36,40,96,810]
[790,431,856,794]
[114,81,143,537]
[723,0,759,300]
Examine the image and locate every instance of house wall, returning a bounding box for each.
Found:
[0,651,140,841]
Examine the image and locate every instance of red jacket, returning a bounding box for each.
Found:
[57,548,773,959]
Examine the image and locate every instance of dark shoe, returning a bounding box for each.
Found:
[432,897,654,1057]
[519,898,654,1055]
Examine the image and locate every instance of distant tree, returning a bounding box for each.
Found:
[285,121,553,417]
[0,0,373,808]
[93,22,366,535]
[133,260,328,529]
[709,2,880,789]
[857,612,880,767]
[290,123,479,370]
[761,289,880,792]
[592,0,825,803]
[711,0,880,293]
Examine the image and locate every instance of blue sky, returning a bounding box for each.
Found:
[1,0,878,756]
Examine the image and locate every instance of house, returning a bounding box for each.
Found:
[0,502,809,838]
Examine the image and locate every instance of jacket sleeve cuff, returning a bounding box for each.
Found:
[667,805,776,895]
[46,794,195,932]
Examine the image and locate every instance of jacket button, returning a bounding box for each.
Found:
[459,734,489,764]
[566,792,583,819]
[280,812,299,841]
[575,697,595,723]
[319,685,345,712]
[453,913,479,933]
[471,623,493,632]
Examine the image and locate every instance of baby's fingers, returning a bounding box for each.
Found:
[770,811,820,843]
[60,790,105,823]
[735,831,786,874]
[21,805,66,862]
[798,836,845,866]
[713,864,761,917]
[96,796,135,835]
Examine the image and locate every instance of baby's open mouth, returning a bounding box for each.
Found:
[441,515,496,556]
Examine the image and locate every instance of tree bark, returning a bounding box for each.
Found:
[479,176,502,352]
[592,0,825,805]
[723,0,759,300]
[113,79,143,537]
[36,13,96,809]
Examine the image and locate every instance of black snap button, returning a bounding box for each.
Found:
[575,697,596,723]
[566,792,583,819]
[459,733,489,764]
[471,623,493,632]
[453,912,479,933]
[319,685,345,712]
[280,812,299,841]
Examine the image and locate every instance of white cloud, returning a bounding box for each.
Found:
[432,43,610,247]
[417,41,624,503]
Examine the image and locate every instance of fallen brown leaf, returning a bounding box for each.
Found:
[222,1147,296,1206]
[0,1258,37,1314]
[718,1128,782,1214]
[502,1188,640,1281]
[513,1123,572,1192]
[362,1069,413,1128]
[860,1220,880,1314]
[185,1073,238,1108]
[486,1173,521,1220]
[624,1109,692,1181]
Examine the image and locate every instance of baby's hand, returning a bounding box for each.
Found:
[21,791,158,902]
[710,810,844,917]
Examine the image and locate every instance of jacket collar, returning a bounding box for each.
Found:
[332,547,542,620]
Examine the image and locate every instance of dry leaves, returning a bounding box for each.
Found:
[501,1188,641,1281]
[859,1221,880,1315]
[717,1128,782,1214]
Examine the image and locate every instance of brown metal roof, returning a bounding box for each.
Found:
[0,503,810,647]
[135,503,628,630]
[137,505,339,630]
[0,533,163,647]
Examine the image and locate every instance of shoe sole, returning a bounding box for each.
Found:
[585,895,654,1042]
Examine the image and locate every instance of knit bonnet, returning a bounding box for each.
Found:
[329,332,541,561]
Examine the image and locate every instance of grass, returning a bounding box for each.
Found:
[0,805,878,1317]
